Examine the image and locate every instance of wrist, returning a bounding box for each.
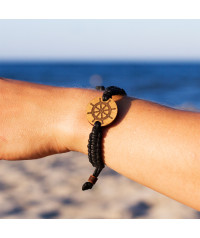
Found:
[60,87,126,155]
[52,87,102,154]
[52,86,128,156]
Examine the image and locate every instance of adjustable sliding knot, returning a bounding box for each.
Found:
[83,86,127,191]
[82,121,103,191]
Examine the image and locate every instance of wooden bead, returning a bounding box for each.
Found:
[86,96,118,126]
[88,175,98,184]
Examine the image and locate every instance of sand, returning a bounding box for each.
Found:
[0,151,198,219]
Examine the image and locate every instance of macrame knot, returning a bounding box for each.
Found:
[82,86,127,191]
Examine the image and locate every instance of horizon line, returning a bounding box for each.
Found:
[1,59,200,64]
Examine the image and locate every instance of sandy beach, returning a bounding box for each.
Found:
[0,151,198,219]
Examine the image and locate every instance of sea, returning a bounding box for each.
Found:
[0,62,200,109]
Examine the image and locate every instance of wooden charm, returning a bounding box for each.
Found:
[86,96,118,126]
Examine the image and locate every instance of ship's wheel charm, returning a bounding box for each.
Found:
[86,97,118,126]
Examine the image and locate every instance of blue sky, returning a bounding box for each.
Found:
[0,20,200,61]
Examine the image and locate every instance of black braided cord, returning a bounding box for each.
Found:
[82,86,127,191]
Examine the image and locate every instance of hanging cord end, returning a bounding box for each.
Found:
[82,182,93,191]
[82,175,98,191]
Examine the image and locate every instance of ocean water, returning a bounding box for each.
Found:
[0,62,200,109]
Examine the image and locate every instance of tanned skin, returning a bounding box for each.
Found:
[0,77,200,210]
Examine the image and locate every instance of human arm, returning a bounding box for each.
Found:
[0,77,200,210]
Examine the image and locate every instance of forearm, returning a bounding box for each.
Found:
[1,78,200,210]
[66,88,200,210]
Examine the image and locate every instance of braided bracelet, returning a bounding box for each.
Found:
[82,86,127,191]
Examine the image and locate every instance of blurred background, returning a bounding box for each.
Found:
[0,19,200,218]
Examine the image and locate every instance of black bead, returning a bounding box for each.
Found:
[82,182,93,191]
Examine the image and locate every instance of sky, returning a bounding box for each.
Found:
[0,19,200,61]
